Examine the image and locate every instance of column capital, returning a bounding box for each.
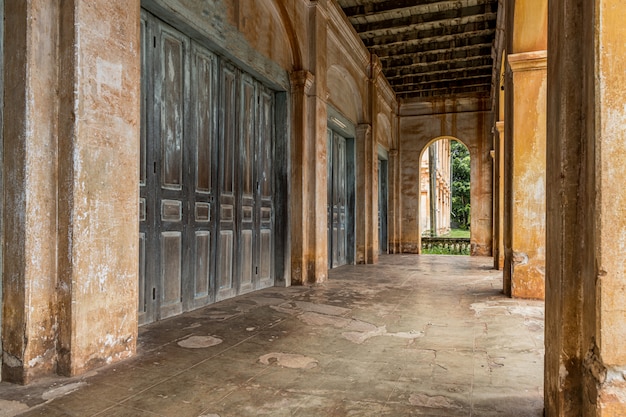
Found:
[357,123,372,137]
[507,50,548,72]
[495,120,505,134]
[290,70,315,95]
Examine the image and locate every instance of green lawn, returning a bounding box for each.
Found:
[442,229,470,238]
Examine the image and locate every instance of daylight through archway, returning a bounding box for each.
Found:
[420,138,471,255]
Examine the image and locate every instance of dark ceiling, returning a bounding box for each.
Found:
[337,0,499,101]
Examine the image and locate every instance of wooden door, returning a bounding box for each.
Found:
[139,11,150,324]
[140,10,276,322]
[237,74,256,294]
[140,14,189,323]
[154,21,189,320]
[378,159,388,254]
[187,43,218,309]
[328,131,347,268]
[216,62,237,301]
[256,86,275,288]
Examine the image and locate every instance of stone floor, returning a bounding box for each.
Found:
[0,255,544,417]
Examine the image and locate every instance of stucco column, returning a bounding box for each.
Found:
[2,0,61,383]
[504,51,547,300]
[55,0,140,377]
[355,123,373,263]
[387,148,400,254]
[310,1,329,281]
[2,0,140,382]
[547,0,626,414]
[289,70,315,285]
[494,121,505,273]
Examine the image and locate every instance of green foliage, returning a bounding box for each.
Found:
[451,141,471,230]
[442,229,470,238]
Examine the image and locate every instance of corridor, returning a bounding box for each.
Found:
[1,255,544,417]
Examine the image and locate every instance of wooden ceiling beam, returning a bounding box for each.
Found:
[393,75,493,92]
[372,31,496,57]
[342,0,447,17]
[387,67,493,85]
[361,17,496,47]
[352,3,498,36]
[397,85,491,99]
[380,44,493,68]
[381,56,493,79]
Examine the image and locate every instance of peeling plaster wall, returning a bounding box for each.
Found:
[56,0,141,376]
[2,0,61,383]
[2,0,140,383]
[547,0,626,414]
[398,101,493,256]
[1,0,401,383]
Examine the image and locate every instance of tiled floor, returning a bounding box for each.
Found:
[0,255,544,416]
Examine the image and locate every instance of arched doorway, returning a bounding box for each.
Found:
[419,137,471,255]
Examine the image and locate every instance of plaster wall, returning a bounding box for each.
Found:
[1,0,399,382]
[505,51,547,300]
[2,0,140,383]
[547,0,626,414]
[398,102,492,256]
[2,0,60,383]
[502,0,547,300]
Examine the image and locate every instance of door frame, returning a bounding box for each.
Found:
[327,107,356,268]
[378,145,389,255]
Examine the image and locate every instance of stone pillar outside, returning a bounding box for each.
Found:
[504,50,547,300]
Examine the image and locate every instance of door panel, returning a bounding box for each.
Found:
[188,43,217,309]
[257,86,274,288]
[238,74,256,294]
[378,159,388,254]
[328,131,347,268]
[155,22,188,320]
[139,12,151,324]
[216,62,237,301]
[160,231,183,319]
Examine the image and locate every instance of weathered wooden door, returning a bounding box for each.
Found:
[216,62,237,301]
[378,158,388,254]
[140,14,190,323]
[256,87,275,288]
[140,11,276,324]
[187,43,218,310]
[237,74,256,295]
[328,130,347,268]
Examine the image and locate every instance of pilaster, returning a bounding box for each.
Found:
[504,50,547,300]
[289,70,315,285]
[355,123,373,263]
[495,120,506,274]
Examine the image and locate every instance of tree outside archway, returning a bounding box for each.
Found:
[451,140,470,230]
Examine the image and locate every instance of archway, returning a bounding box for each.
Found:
[419,137,471,255]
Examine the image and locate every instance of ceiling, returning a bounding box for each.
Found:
[337,0,499,102]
